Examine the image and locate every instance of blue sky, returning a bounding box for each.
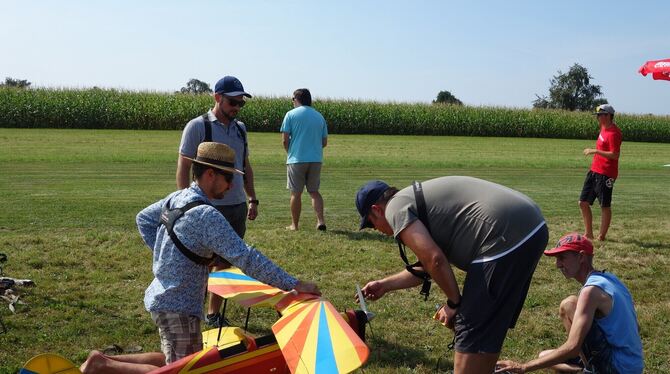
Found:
[2,1,669,115]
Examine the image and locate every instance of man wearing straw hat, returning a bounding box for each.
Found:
[128,142,319,367]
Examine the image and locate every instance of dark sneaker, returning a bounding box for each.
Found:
[205,313,221,328]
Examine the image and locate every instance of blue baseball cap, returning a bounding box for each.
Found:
[356,180,390,229]
[214,76,252,98]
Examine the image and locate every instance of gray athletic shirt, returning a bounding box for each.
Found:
[385,176,545,271]
[179,110,247,206]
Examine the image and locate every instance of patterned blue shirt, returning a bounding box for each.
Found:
[136,183,298,318]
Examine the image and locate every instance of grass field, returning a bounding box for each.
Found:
[0,128,668,373]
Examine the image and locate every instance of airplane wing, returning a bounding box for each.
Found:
[208,268,317,309]
[272,298,369,374]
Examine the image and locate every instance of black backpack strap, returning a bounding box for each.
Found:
[160,198,215,266]
[202,114,212,142]
[395,181,433,300]
[233,120,248,178]
[413,181,431,235]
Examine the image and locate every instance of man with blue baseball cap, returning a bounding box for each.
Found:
[176,76,259,327]
[355,176,548,374]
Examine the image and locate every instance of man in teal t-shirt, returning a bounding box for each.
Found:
[280,88,328,231]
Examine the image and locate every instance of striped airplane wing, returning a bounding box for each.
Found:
[208,268,291,308]
[208,268,318,310]
[271,299,369,374]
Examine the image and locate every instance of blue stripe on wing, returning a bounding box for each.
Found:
[315,303,337,373]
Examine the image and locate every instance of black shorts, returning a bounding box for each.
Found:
[580,171,616,208]
[453,223,548,354]
[215,202,247,238]
[213,203,247,267]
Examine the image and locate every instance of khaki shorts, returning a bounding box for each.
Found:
[287,162,322,193]
[151,311,202,364]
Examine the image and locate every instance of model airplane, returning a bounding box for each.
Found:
[21,267,374,374]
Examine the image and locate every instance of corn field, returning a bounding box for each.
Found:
[1,87,668,142]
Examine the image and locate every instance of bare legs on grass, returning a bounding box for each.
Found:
[535,296,584,373]
[453,352,499,374]
[579,201,594,240]
[80,351,165,374]
[288,191,325,231]
[579,201,611,241]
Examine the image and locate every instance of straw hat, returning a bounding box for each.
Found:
[185,142,244,175]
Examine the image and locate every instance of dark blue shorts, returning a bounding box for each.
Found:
[582,322,617,373]
[213,202,247,267]
[454,224,549,353]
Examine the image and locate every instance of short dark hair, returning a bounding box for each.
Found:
[192,162,234,183]
[293,88,312,106]
[376,187,399,205]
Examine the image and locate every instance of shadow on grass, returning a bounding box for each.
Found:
[623,239,670,250]
[329,229,393,242]
[364,335,453,372]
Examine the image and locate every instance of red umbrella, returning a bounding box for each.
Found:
[639,58,670,81]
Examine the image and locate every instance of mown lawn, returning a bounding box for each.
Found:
[0,128,668,373]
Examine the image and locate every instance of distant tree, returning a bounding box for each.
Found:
[433,90,463,105]
[533,63,607,111]
[1,77,31,89]
[179,78,212,94]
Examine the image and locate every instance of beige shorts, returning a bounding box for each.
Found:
[287,162,322,193]
[151,311,202,364]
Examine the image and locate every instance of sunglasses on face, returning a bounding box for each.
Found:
[225,97,246,108]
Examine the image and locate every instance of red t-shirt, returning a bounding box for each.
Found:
[590,124,622,178]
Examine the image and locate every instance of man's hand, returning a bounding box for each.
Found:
[495,360,526,373]
[434,304,457,330]
[360,280,386,301]
[583,148,596,156]
[247,202,258,220]
[293,280,321,296]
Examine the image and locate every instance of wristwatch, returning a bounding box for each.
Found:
[446,298,461,309]
[248,199,259,205]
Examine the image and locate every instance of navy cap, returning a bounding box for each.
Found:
[214,76,252,98]
[355,180,390,229]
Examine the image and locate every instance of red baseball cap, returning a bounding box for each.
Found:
[544,233,593,256]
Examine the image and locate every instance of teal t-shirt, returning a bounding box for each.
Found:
[280,106,328,164]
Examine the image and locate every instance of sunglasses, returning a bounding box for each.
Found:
[225,97,246,108]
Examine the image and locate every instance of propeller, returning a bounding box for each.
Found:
[356,284,375,322]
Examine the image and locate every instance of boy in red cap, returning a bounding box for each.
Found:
[496,233,643,374]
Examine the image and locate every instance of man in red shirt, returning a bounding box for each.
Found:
[579,104,622,241]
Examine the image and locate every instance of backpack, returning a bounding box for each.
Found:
[160,198,215,266]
